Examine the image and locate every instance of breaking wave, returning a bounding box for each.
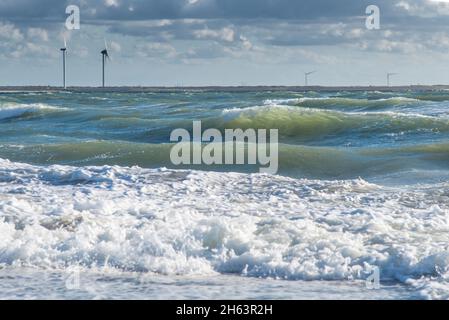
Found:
[0,103,68,121]
[264,96,422,110]
[1,140,448,180]
[220,104,449,138]
[0,159,448,299]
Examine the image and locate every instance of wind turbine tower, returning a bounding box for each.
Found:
[387,73,397,87]
[305,71,316,86]
[101,40,110,88]
[60,39,67,89]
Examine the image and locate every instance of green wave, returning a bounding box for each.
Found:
[219,106,449,138]
[415,94,449,102]
[1,140,448,179]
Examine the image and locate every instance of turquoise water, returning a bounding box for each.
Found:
[0,89,449,299]
[1,90,449,181]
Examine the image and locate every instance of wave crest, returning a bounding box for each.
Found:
[221,104,449,138]
[0,103,68,120]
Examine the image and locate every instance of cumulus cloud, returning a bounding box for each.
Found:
[109,40,122,52]
[0,22,24,42]
[1,1,449,65]
[194,27,235,42]
[27,28,49,42]
[104,0,120,8]
[136,42,178,59]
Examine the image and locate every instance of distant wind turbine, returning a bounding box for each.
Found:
[101,40,110,87]
[387,73,397,87]
[304,71,316,86]
[60,38,67,89]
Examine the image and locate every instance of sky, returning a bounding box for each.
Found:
[1,0,449,86]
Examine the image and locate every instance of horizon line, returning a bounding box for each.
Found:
[1,84,449,93]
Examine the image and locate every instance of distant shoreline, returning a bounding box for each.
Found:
[1,85,449,93]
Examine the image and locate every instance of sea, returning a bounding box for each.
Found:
[0,89,448,299]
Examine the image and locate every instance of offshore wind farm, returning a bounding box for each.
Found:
[1,41,442,93]
[14,38,436,92]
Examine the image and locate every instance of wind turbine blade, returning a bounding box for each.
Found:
[104,39,113,61]
[64,37,67,49]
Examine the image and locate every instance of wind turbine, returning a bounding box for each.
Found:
[387,73,397,87]
[60,38,67,89]
[101,40,110,87]
[304,71,316,86]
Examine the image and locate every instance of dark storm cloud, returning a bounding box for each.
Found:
[90,0,376,20]
[85,0,449,22]
[2,0,448,43]
[0,0,443,23]
[0,0,68,24]
[2,0,449,58]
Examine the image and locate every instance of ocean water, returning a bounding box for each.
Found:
[0,89,448,300]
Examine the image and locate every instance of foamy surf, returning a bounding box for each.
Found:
[0,103,68,120]
[263,96,423,110]
[0,159,448,299]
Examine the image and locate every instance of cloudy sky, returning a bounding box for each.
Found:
[1,0,449,86]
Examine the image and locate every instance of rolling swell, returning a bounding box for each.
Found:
[1,91,449,182]
[3,99,448,145]
[1,140,448,180]
[218,105,449,139]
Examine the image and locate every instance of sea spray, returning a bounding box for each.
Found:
[0,159,448,298]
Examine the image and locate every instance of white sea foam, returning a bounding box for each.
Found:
[0,103,68,120]
[263,98,303,105]
[222,103,442,122]
[263,96,420,107]
[222,104,296,116]
[0,159,448,298]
